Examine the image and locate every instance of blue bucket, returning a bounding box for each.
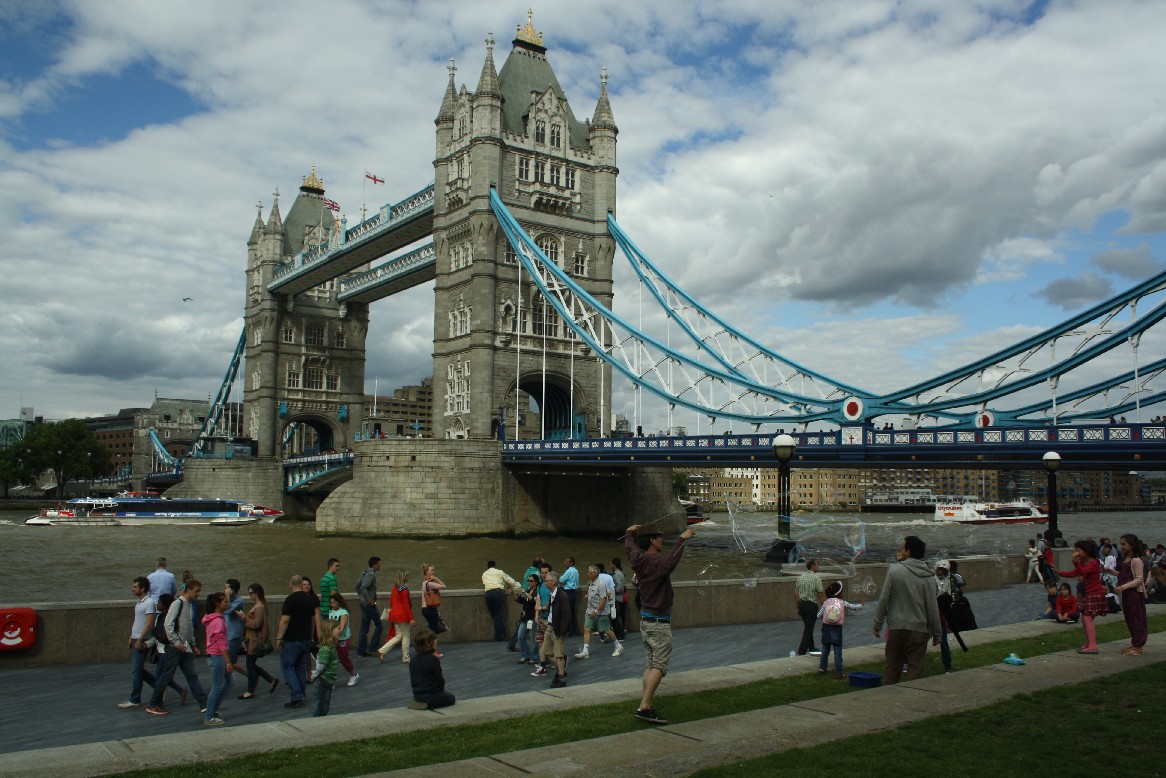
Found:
[848,671,882,688]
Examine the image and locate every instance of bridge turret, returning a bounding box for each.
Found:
[473,34,502,140]
[589,67,618,221]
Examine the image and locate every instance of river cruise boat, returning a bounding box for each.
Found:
[679,496,707,524]
[934,497,1047,525]
[26,496,282,526]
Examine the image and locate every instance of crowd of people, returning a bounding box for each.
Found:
[117,555,453,725]
[116,524,1157,728]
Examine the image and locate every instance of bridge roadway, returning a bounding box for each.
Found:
[502,420,1166,469]
[0,583,1055,757]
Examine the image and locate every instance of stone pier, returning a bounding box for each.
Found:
[162,458,284,509]
[316,438,677,537]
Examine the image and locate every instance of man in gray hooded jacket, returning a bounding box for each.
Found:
[873,535,942,684]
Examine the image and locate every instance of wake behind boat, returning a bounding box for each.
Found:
[26,495,282,526]
[934,497,1047,525]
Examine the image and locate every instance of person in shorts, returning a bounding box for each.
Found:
[625,523,696,725]
[574,565,623,659]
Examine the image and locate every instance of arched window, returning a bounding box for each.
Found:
[282,325,295,343]
[550,165,561,186]
[538,235,559,266]
[286,365,301,389]
[535,121,546,144]
[333,329,346,348]
[550,124,561,148]
[518,157,530,181]
[534,160,545,182]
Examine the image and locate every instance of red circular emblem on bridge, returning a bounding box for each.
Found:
[842,397,863,421]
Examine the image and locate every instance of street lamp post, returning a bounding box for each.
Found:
[1042,451,1064,547]
[765,433,798,562]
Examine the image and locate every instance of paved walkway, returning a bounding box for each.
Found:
[0,586,1156,777]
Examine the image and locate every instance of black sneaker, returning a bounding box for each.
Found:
[550,675,566,688]
[284,699,305,709]
[635,707,668,724]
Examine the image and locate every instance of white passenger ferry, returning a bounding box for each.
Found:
[26,495,282,526]
[934,497,1048,525]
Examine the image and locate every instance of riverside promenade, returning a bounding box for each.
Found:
[2,584,1158,776]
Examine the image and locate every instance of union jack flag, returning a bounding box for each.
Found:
[324,199,340,212]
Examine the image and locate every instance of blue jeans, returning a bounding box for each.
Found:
[205,654,235,720]
[280,640,310,702]
[313,678,334,717]
[819,642,843,673]
[940,624,952,672]
[484,589,507,641]
[150,648,206,709]
[516,618,537,661]
[130,644,183,704]
[358,602,383,655]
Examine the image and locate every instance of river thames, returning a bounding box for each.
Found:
[1,507,1162,603]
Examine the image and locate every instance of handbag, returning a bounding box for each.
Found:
[424,582,442,608]
[433,612,449,635]
[256,636,273,657]
[381,607,391,622]
[948,594,978,632]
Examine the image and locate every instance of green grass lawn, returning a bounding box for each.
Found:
[691,660,1166,777]
[117,615,1165,777]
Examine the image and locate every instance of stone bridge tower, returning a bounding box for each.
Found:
[243,169,369,458]
[431,13,617,440]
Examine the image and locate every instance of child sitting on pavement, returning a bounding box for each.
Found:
[816,580,862,679]
[1054,583,1079,623]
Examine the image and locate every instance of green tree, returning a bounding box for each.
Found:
[0,446,23,498]
[18,420,112,495]
[673,470,689,498]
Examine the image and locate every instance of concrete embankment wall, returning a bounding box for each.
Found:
[0,550,1065,670]
[163,459,284,510]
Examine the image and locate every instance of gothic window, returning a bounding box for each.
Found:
[503,243,518,264]
[456,157,464,179]
[306,367,324,390]
[518,157,530,181]
[252,328,261,347]
[326,373,339,391]
[550,164,561,186]
[531,299,560,338]
[445,361,472,415]
[534,160,545,183]
[333,329,346,348]
[286,366,301,389]
[574,250,588,277]
[305,323,324,347]
[535,120,546,144]
[565,167,576,189]
[457,116,467,138]
[282,325,295,344]
[550,124,561,148]
[252,369,261,391]
[538,235,559,266]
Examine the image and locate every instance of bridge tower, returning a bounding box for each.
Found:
[243,169,369,458]
[431,14,617,440]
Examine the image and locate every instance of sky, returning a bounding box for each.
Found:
[1,0,1165,433]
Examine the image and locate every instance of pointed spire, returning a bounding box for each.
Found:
[437,58,457,122]
[248,199,263,245]
[476,32,500,98]
[591,66,617,132]
[265,188,283,234]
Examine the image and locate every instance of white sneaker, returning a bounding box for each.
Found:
[348,673,360,687]
[117,701,140,709]
[204,717,225,726]
[612,643,624,657]
[574,649,590,659]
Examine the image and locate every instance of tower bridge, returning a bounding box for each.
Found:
[159,12,1166,534]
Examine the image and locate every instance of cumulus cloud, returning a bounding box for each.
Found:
[1092,242,1162,279]
[1034,272,1114,311]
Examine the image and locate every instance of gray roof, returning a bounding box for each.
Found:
[497,43,589,148]
[283,188,334,256]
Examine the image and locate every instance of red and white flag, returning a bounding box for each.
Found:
[324,198,340,212]
[365,172,385,184]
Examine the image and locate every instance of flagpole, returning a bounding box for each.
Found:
[362,173,367,223]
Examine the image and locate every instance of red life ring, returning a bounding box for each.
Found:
[0,609,37,651]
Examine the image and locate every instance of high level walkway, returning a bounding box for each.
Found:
[0,589,1158,777]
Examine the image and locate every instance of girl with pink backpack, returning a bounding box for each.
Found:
[816,580,863,679]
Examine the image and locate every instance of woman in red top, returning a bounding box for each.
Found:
[1057,539,1105,654]
[1054,584,1078,623]
[1111,534,1149,655]
[377,570,416,664]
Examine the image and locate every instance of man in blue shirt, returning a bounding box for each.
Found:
[560,557,580,637]
[147,557,177,603]
[225,578,247,673]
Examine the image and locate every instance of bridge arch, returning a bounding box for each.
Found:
[500,371,590,441]
[281,414,338,456]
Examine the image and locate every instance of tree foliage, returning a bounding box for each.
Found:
[10,419,112,493]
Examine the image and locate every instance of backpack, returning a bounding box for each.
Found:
[822,597,845,626]
[153,599,178,645]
